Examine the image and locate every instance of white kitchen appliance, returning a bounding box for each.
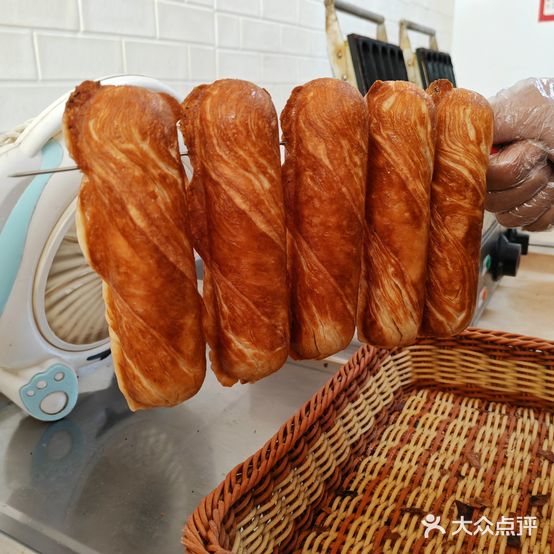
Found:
[0,75,182,421]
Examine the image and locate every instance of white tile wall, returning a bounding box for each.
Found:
[217,0,259,16]
[281,25,312,55]
[216,13,240,47]
[0,84,70,128]
[124,40,189,79]
[310,29,326,56]
[0,0,455,131]
[0,29,37,79]
[241,18,280,51]
[0,0,79,30]
[299,0,325,29]
[262,0,299,24]
[189,46,216,80]
[81,0,156,37]
[298,55,331,82]
[262,54,297,83]
[217,48,260,81]
[157,2,214,44]
[189,0,215,7]
[36,33,123,80]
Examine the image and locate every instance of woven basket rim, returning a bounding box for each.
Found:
[182,327,554,552]
[418,327,554,352]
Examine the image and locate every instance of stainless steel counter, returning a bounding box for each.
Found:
[2,243,553,554]
[0,356,344,554]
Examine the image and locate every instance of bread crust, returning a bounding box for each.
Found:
[422,79,494,337]
[64,80,206,410]
[281,78,368,359]
[357,80,436,348]
[181,79,289,385]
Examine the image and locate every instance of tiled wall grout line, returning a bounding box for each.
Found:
[32,31,41,81]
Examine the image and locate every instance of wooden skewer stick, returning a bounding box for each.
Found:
[9,142,287,178]
[9,151,190,178]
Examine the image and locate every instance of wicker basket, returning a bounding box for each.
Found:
[183,329,554,553]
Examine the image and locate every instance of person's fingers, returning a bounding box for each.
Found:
[521,166,554,231]
[486,163,550,211]
[489,78,554,146]
[496,181,554,228]
[523,204,554,231]
[487,139,548,191]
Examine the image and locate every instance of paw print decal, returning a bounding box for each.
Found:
[19,364,78,421]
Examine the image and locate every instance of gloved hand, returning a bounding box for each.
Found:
[486,78,554,231]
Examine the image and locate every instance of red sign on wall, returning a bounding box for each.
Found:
[539,0,554,21]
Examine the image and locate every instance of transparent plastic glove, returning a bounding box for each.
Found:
[486,78,554,231]
[496,182,554,228]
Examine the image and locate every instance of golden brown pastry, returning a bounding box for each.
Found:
[181,79,289,385]
[64,80,205,410]
[356,80,435,348]
[422,79,494,337]
[281,78,368,359]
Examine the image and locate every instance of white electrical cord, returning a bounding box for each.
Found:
[0,119,33,148]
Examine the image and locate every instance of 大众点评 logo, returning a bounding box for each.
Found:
[421,513,537,538]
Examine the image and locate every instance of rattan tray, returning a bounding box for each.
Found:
[183,329,554,553]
